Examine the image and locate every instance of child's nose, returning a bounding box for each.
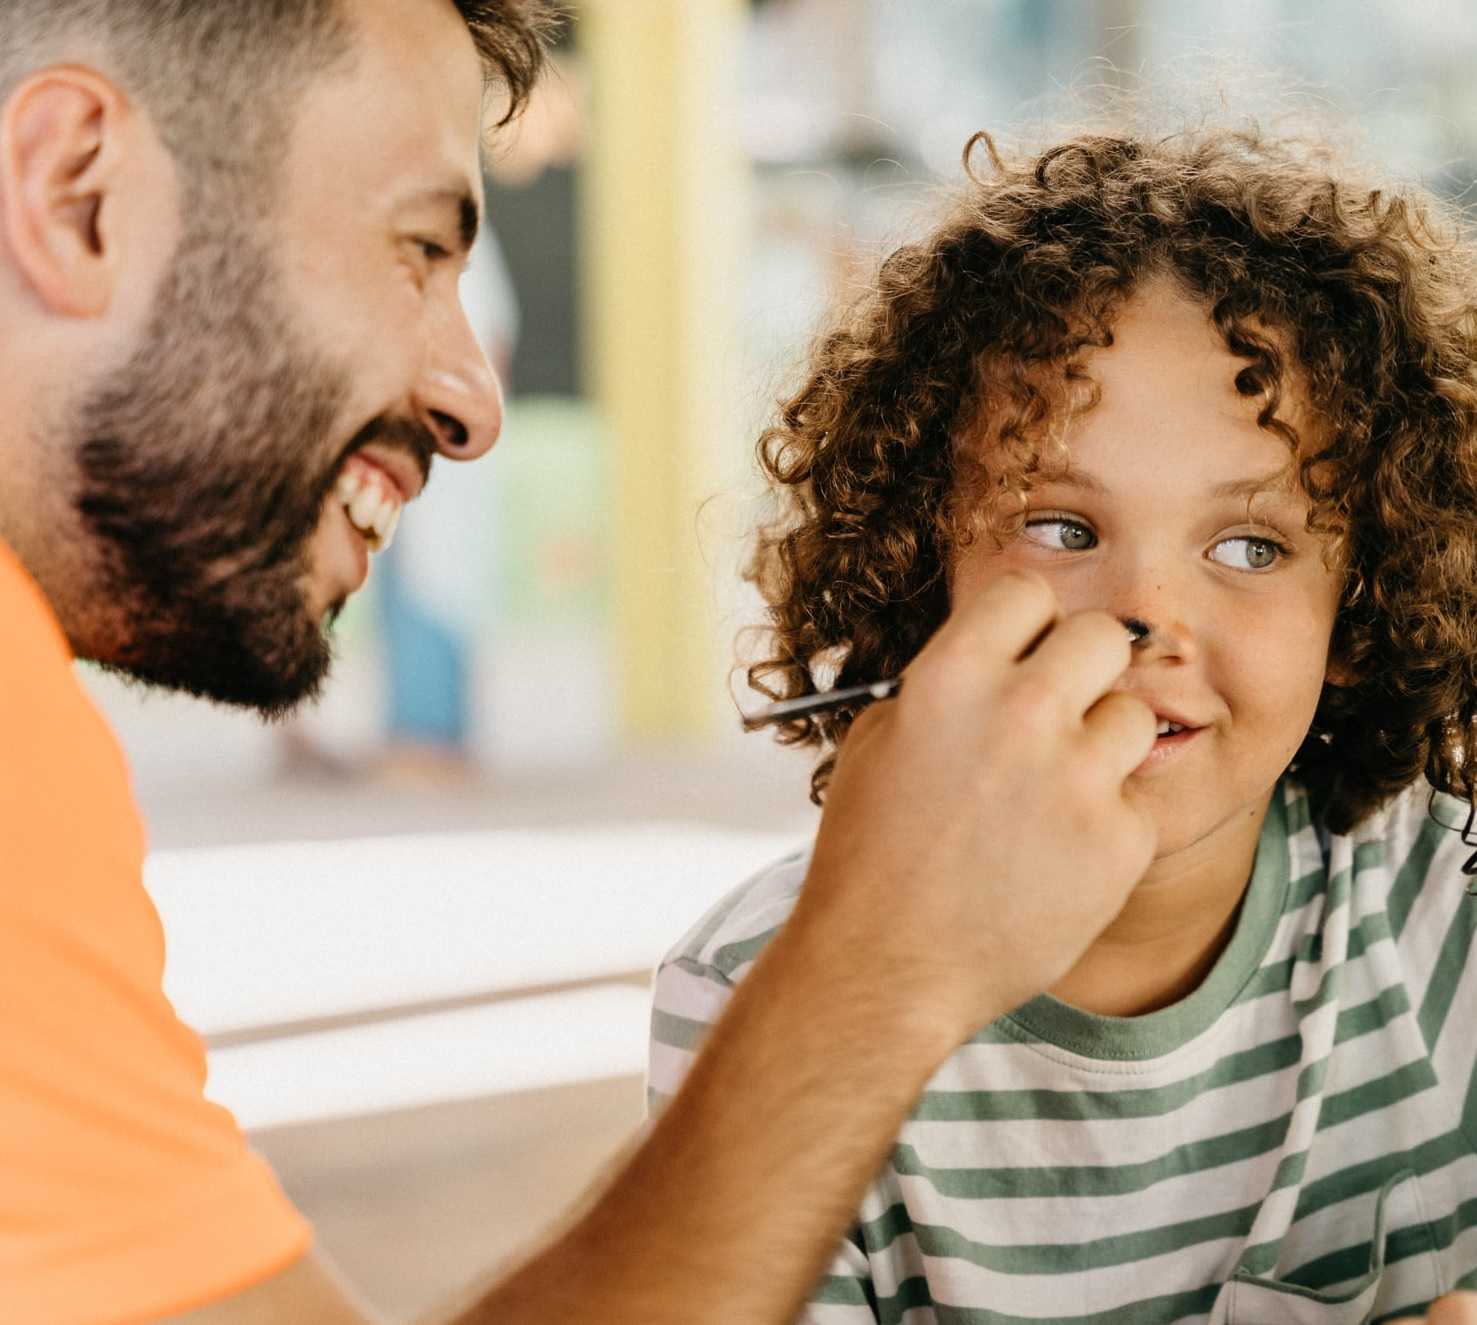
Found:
[1119,614,1197,663]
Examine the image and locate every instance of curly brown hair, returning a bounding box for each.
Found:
[747,124,1477,835]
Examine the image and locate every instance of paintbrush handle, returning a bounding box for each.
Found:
[749,677,902,727]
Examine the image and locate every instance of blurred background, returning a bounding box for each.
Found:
[92,1,1477,1318]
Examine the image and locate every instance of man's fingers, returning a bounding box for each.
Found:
[1082,690,1157,780]
[1420,1291,1477,1323]
[1024,610,1134,719]
[1383,1291,1477,1324]
[925,571,1061,673]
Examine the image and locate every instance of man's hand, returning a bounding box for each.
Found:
[795,570,1158,1039]
[1389,1291,1477,1323]
[171,573,1158,1325]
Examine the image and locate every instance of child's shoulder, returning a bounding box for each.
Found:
[660,844,814,985]
[1332,776,1455,853]
[1305,774,1470,891]
[662,778,1467,988]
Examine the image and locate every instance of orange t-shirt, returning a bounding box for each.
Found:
[0,541,312,1324]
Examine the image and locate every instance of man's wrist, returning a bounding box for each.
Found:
[770,876,995,1081]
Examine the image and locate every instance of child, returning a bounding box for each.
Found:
[647,123,1477,1323]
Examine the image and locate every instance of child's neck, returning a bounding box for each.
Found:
[1046,792,1273,1018]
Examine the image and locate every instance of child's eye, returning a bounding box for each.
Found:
[417,239,453,263]
[1208,535,1286,571]
[1023,517,1097,552]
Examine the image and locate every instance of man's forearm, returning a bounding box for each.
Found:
[447,902,975,1325]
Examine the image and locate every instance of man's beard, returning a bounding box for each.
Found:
[69,210,431,718]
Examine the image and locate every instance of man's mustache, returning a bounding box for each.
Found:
[340,415,438,490]
[313,415,439,515]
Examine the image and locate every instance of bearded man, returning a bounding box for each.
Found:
[0,1,1163,1322]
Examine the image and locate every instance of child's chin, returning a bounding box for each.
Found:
[1124,782,1203,849]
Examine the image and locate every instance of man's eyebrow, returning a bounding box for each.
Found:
[402,184,482,254]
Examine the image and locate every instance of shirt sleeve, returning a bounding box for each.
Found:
[646,948,882,1323]
[1379,787,1477,1290]
[647,952,736,1116]
[1386,791,1477,1134]
[0,546,312,1324]
[0,852,314,1323]
[798,1238,883,1323]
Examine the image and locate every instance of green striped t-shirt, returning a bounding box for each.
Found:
[646,778,1477,1323]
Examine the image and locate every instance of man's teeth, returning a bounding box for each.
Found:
[334,468,402,551]
[1156,720,1186,736]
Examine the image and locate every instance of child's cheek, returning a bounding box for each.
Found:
[1215,592,1330,740]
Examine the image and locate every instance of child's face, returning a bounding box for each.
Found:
[951,282,1345,860]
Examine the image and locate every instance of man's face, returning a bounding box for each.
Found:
[71,0,498,714]
[952,282,1346,865]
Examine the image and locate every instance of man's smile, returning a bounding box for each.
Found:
[333,452,406,551]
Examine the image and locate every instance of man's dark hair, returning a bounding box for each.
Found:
[0,0,557,204]
[454,0,561,124]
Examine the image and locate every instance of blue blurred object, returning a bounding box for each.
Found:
[378,543,472,749]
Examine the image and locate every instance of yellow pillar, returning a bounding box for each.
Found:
[581,0,748,740]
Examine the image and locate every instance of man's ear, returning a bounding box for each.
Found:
[0,66,129,318]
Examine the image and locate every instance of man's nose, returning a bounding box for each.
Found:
[413,295,503,461]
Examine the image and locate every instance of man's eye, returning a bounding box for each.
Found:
[1023,517,1096,552]
[1209,535,1286,571]
[416,239,452,263]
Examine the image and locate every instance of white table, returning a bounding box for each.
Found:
[144,825,805,1130]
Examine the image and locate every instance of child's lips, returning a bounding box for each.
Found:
[1151,704,1203,731]
[1135,722,1206,772]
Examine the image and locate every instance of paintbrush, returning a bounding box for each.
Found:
[745,618,1150,729]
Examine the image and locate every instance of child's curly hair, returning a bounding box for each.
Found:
[746,123,1477,834]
